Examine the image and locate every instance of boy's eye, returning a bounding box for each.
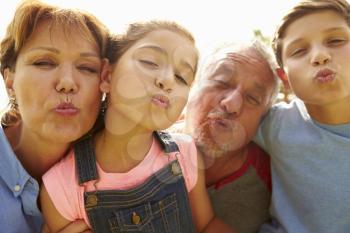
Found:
[327,38,347,46]
[290,48,307,57]
[139,60,159,69]
[175,74,188,85]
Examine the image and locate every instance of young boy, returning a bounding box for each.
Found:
[254,1,350,233]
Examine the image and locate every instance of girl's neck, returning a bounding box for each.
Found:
[5,122,70,181]
[95,126,154,173]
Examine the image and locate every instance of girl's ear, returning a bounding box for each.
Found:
[3,68,15,95]
[100,59,111,93]
[276,67,290,89]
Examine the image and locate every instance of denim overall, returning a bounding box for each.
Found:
[74,131,196,233]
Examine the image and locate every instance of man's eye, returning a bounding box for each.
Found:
[246,95,261,106]
[212,80,229,88]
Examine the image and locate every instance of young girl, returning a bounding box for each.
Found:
[41,21,233,233]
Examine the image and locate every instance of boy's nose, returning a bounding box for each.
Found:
[311,47,331,66]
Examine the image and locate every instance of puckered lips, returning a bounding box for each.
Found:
[54,102,79,116]
[151,94,170,108]
[314,68,336,83]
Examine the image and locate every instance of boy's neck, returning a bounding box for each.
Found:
[305,96,350,125]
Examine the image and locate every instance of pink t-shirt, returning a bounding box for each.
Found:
[42,133,198,226]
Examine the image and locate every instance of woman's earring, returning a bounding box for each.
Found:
[9,91,18,110]
[101,93,108,115]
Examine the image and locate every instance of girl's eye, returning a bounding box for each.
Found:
[139,60,159,69]
[175,74,188,85]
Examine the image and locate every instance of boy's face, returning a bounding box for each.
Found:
[281,10,350,108]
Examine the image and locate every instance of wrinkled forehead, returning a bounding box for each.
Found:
[203,46,274,83]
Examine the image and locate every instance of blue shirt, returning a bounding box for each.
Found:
[254,99,350,233]
[0,127,43,233]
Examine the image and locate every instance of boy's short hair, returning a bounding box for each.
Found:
[272,0,350,67]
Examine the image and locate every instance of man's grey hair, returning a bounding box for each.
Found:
[192,39,280,105]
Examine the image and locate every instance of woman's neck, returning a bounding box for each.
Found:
[5,122,70,181]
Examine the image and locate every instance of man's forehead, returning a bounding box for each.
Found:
[202,58,233,80]
[202,48,275,88]
[204,49,263,76]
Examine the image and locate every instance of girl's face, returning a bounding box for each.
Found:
[102,30,197,132]
[5,21,104,143]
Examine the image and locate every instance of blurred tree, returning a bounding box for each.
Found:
[253,29,294,103]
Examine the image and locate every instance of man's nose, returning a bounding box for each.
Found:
[55,64,78,93]
[219,89,243,116]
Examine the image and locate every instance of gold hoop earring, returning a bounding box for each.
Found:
[9,95,18,110]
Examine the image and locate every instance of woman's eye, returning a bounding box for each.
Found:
[33,60,56,67]
[175,74,188,85]
[139,60,158,69]
[79,66,98,74]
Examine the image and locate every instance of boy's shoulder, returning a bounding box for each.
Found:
[269,98,308,119]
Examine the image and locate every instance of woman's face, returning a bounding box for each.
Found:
[4,21,103,143]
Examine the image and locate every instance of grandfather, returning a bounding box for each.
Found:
[175,40,280,233]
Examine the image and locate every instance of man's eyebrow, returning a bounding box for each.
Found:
[253,82,267,95]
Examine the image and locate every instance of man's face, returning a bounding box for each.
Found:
[185,47,275,158]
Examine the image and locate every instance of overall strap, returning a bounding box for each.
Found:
[74,137,99,185]
[153,131,179,153]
